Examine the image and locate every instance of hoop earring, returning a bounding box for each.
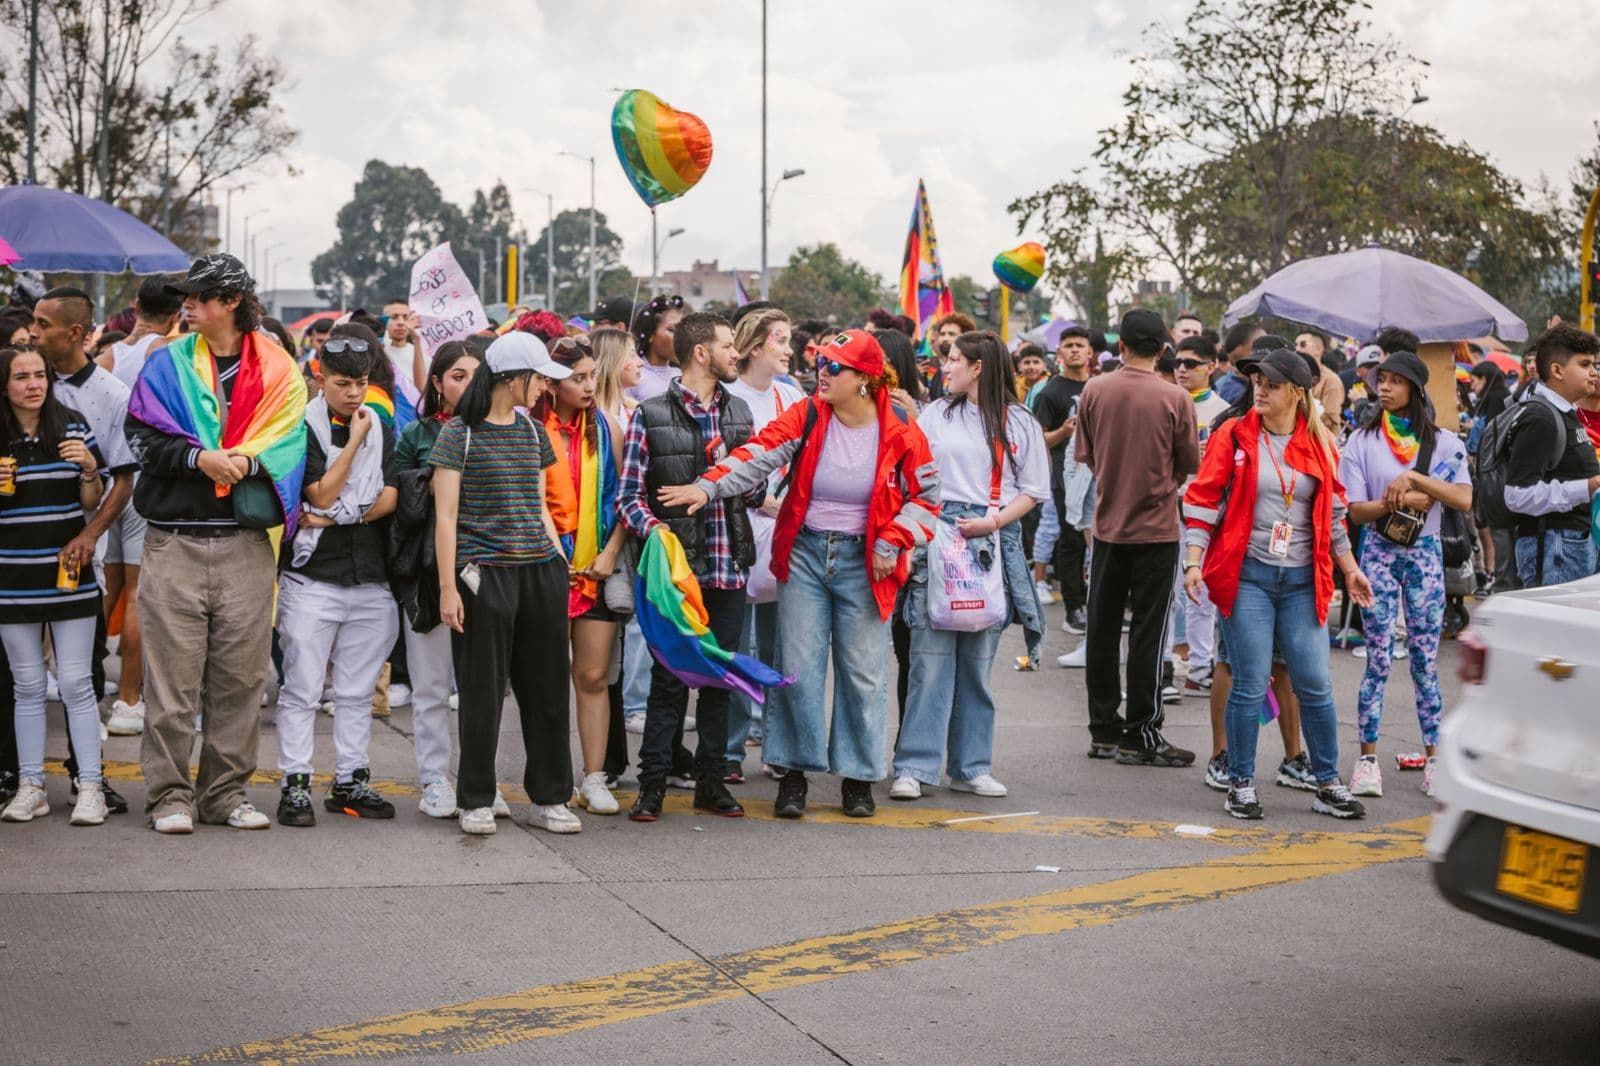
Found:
[858,383,868,398]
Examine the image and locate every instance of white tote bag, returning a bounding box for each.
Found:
[927,454,1006,632]
[746,512,779,604]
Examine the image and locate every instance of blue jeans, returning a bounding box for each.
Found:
[765,528,891,781]
[726,600,778,761]
[894,623,1003,784]
[1217,557,1340,787]
[1514,527,1599,588]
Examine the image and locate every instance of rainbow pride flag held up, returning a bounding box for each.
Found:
[899,179,954,342]
[1260,687,1280,728]
[634,527,791,702]
[127,330,308,536]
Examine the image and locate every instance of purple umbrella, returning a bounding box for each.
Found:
[1223,245,1527,343]
[1020,316,1079,350]
[0,184,191,274]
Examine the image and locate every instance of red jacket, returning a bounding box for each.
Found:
[1182,410,1347,625]
[697,394,940,620]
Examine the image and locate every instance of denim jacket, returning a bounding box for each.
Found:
[903,499,1044,660]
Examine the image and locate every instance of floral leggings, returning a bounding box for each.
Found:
[1356,531,1445,746]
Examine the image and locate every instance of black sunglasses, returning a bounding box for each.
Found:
[1175,358,1213,370]
[815,355,848,377]
[323,337,371,354]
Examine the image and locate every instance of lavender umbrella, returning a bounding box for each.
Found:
[1223,246,1527,343]
[0,184,191,274]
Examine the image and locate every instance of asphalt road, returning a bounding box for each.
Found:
[2,597,1595,1066]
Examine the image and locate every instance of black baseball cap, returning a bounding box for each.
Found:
[165,253,253,295]
[1251,348,1314,390]
[591,296,636,327]
[1376,350,1429,391]
[1119,308,1167,352]
[1236,333,1291,375]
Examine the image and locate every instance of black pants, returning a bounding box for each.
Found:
[450,559,571,809]
[892,611,911,724]
[1053,487,1088,612]
[1085,538,1178,748]
[639,585,745,787]
[603,648,629,780]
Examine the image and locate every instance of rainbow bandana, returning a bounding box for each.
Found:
[127,331,308,535]
[1381,410,1419,465]
[634,528,791,702]
[1189,386,1214,404]
[561,409,619,614]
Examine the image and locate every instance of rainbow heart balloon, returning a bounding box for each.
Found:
[611,89,714,208]
[993,242,1045,293]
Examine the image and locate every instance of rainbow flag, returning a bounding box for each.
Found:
[732,269,750,306]
[634,527,791,702]
[1260,687,1280,727]
[898,179,954,342]
[127,330,308,536]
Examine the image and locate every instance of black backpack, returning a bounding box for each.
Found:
[1471,395,1566,530]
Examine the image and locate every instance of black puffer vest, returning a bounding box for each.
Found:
[636,379,757,576]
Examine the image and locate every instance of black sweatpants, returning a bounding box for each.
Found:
[639,585,745,787]
[1085,538,1179,749]
[451,559,571,810]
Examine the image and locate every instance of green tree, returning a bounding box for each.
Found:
[312,161,466,308]
[465,181,525,245]
[947,274,977,318]
[526,208,631,317]
[769,243,887,326]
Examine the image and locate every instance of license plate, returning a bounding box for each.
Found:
[1496,826,1588,915]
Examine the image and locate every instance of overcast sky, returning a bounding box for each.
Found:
[186,0,1600,305]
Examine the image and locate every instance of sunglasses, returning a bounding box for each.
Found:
[323,337,371,354]
[550,336,592,356]
[1175,358,1213,370]
[815,355,848,377]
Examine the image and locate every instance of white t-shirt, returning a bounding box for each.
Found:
[917,397,1050,509]
[109,333,163,390]
[384,342,422,406]
[626,362,681,403]
[727,376,805,434]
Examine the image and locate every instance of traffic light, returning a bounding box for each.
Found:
[973,289,992,323]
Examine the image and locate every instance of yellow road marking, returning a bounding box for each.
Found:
[150,816,1430,1065]
[51,759,1286,847]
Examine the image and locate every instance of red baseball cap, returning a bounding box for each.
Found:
[819,328,885,377]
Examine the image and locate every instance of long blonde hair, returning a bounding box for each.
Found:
[733,308,790,368]
[591,327,633,417]
[1295,386,1339,464]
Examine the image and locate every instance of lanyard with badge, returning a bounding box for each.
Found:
[1262,431,1297,558]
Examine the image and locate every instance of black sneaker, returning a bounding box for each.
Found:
[1204,750,1230,792]
[723,761,745,785]
[1276,751,1317,792]
[1062,607,1087,635]
[325,768,396,819]
[1312,783,1366,820]
[70,775,129,814]
[278,773,316,827]
[0,770,18,806]
[1225,782,1264,820]
[774,770,808,819]
[629,782,666,822]
[693,779,745,817]
[1087,741,1119,759]
[1115,736,1196,767]
[840,778,875,818]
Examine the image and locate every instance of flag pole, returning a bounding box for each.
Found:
[999,288,1010,343]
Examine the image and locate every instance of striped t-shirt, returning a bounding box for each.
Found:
[0,418,109,622]
[429,414,559,565]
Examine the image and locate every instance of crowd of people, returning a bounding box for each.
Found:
[2,249,1597,832]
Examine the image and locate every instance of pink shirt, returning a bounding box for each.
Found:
[805,418,879,535]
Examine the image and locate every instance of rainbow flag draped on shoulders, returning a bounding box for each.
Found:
[127,330,308,536]
[561,408,620,615]
[634,527,791,702]
[899,178,954,344]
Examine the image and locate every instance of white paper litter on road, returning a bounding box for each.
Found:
[1174,824,1217,836]
[941,811,1041,826]
[1033,865,1061,873]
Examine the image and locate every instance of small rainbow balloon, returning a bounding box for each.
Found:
[611,89,714,208]
[993,242,1045,293]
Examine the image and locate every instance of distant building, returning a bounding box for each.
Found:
[260,289,329,329]
[656,259,776,310]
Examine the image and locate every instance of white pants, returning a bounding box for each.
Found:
[403,619,454,786]
[2,617,100,786]
[622,616,651,716]
[1184,581,1216,675]
[275,574,398,780]
[1032,495,1059,566]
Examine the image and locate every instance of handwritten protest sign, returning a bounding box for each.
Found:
[409,241,487,355]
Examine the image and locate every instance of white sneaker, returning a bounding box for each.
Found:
[226,802,270,830]
[448,691,459,710]
[683,715,697,732]
[2,781,49,822]
[1350,757,1383,797]
[492,789,512,818]
[1057,642,1086,668]
[950,773,1008,797]
[624,713,645,735]
[70,783,108,826]
[1033,580,1058,604]
[889,775,922,800]
[529,803,582,834]
[459,806,496,835]
[1394,643,1408,661]
[46,673,60,703]
[387,683,413,707]
[1422,756,1437,797]
[106,699,146,736]
[577,771,619,815]
[152,810,194,834]
[102,678,118,698]
[419,781,458,819]
[319,700,335,715]
[1351,645,1368,659]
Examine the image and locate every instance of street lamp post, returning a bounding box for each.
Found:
[652,227,684,297]
[762,168,805,300]
[520,187,557,310]
[261,241,285,306]
[224,184,249,255]
[559,151,598,309]
[242,209,269,274]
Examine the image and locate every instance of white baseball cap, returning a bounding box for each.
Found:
[486,331,570,379]
[1355,344,1384,367]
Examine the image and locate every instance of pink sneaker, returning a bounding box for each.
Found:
[1350,757,1383,797]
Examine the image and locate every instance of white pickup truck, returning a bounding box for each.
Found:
[1427,574,1600,957]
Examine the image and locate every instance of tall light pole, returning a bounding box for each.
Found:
[520,186,556,310]
[261,241,285,302]
[242,209,269,273]
[223,184,249,255]
[652,227,684,296]
[249,228,272,283]
[559,151,598,309]
[762,168,805,299]
[25,0,38,183]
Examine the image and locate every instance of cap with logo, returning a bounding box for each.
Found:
[820,328,885,377]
